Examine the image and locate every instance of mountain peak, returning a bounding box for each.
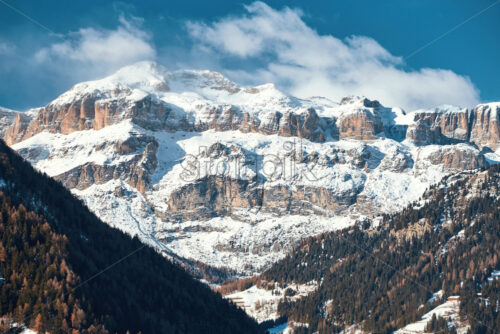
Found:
[49,61,171,106]
[103,61,242,96]
[108,60,171,87]
[339,95,382,108]
[46,61,298,115]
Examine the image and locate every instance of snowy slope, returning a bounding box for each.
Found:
[395,297,469,334]
[11,120,475,274]
[225,282,317,323]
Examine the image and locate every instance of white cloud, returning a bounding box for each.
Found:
[35,16,155,78]
[187,1,479,110]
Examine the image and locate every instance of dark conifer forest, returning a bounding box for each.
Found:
[0,140,262,333]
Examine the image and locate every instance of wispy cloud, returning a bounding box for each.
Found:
[34,16,155,79]
[187,1,479,110]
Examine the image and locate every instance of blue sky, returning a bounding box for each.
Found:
[0,0,498,110]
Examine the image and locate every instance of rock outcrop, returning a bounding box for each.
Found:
[406,107,470,145]
[4,94,336,145]
[469,103,500,150]
[337,109,384,140]
[0,107,19,138]
[5,95,175,144]
[406,103,500,150]
[165,176,360,222]
[4,112,34,145]
[426,145,487,170]
[53,137,158,192]
[335,97,385,140]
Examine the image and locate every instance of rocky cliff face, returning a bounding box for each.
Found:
[54,137,158,192]
[5,94,337,145]
[1,61,499,276]
[4,112,34,144]
[470,103,500,150]
[406,104,500,149]
[338,110,383,140]
[426,144,487,170]
[336,97,385,140]
[165,176,359,222]
[406,107,470,145]
[0,107,19,138]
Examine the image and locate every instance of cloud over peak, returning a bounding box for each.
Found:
[187,1,479,110]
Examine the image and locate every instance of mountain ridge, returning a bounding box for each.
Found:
[3,62,499,149]
[1,61,499,277]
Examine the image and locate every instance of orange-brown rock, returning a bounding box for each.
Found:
[4,112,33,145]
[4,93,335,145]
[406,109,470,146]
[427,145,487,170]
[0,107,19,139]
[337,110,384,140]
[406,104,500,150]
[469,103,500,150]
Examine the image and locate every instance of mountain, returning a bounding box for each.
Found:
[0,140,262,333]
[1,61,499,277]
[240,163,500,333]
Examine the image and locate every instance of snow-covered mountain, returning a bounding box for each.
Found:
[2,61,499,276]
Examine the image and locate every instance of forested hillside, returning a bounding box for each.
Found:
[0,139,262,333]
[260,165,500,333]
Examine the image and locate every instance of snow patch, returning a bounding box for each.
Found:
[225,282,317,323]
[395,297,469,334]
